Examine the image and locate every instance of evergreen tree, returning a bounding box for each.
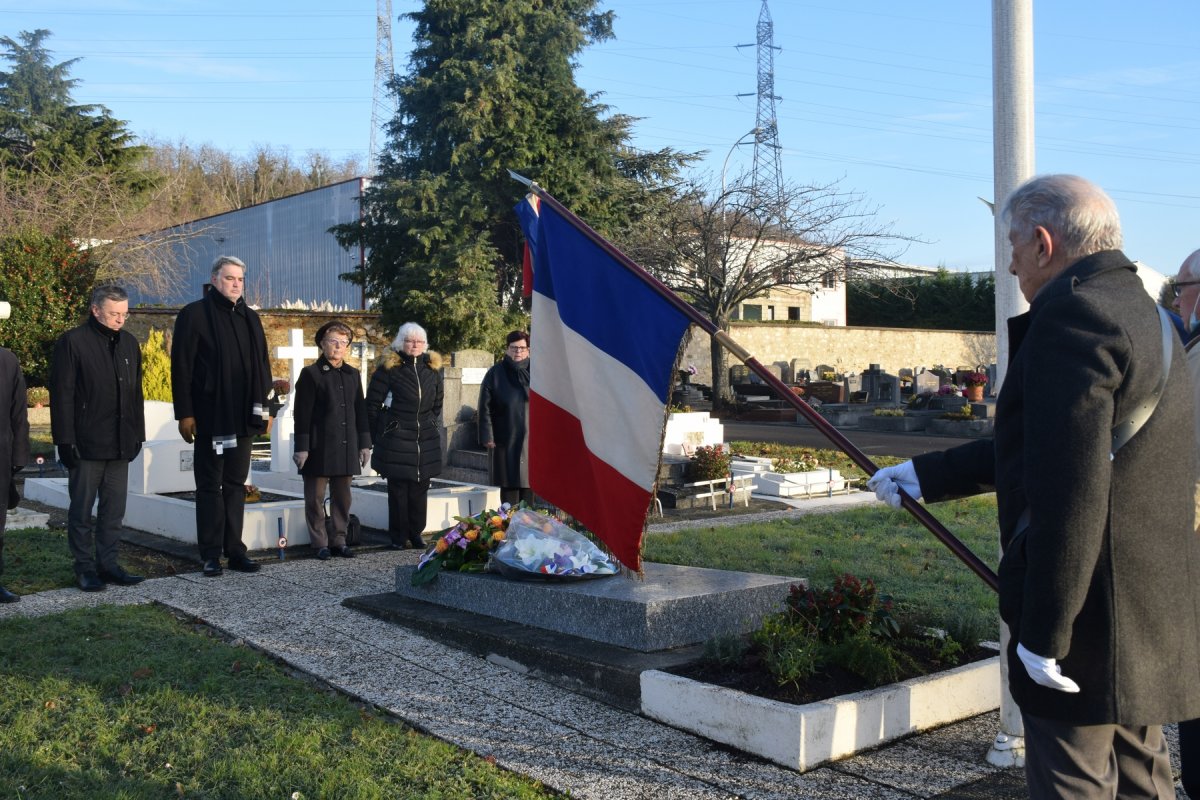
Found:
[0,29,148,190]
[335,0,693,350]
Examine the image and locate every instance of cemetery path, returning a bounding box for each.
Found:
[0,548,1053,799]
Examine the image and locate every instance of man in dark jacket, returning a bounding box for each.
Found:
[870,175,1200,799]
[0,318,29,603]
[171,256,270,577]
[50,285,147,592]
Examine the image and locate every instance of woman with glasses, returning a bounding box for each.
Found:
[293,321,371,559]
[366,322,443,549]
[478,330,533,507]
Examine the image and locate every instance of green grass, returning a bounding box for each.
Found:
[0,604,559,800]
[0,527,185,594]
[645,495,1001,639]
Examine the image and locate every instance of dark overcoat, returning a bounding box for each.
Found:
[366,349,443,483]
[477,356,529,488]
[170,291,271,438]
[293,356,371,478]
[914,250,1200,726]
[1,347,29,539]
[50,317,145,461]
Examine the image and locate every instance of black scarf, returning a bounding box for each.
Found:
[505,355,530,395]
[202,291,270,452]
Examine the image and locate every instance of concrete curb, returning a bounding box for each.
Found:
[641,655,1001,773]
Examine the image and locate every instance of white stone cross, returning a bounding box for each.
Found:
[275,328,319,405]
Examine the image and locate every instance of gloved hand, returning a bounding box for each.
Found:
[293,451,308,471]
[359,448,371,468]
[178,417,196,444]
[866,461,922,509]
[1016,642,1080,693]
[57,444,80,470]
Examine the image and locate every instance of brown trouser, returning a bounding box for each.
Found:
[303,475,352,549]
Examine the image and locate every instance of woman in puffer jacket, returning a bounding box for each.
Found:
[366,322,443,548]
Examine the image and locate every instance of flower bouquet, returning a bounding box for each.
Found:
[411,505,514,586]
[490,509,619,580]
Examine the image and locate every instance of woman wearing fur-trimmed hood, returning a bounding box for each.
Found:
[365,322,443,549]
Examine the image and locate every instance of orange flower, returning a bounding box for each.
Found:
[435,539,449,554]
[491,531,505,543]
[465,528,479,541]
[489,515,503,528]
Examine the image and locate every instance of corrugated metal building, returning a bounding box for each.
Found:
[134,177,370,309]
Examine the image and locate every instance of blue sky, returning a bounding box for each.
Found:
[2,1,1198,274]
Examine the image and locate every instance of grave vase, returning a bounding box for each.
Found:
[965,384,985,402]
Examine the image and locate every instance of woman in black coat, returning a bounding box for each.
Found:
[478,330,531,506]
[366,322,443,549]
[293,321,371,559]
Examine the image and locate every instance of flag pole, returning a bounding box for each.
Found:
[510,171,998,593]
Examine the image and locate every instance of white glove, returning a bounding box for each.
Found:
[1016,642,1080,693]
[293,451,308,470]
[359,448,371,467]
[866,461,921,508]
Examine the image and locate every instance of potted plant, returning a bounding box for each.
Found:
[963,372,987,402]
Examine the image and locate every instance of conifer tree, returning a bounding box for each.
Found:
[335,0,693,350]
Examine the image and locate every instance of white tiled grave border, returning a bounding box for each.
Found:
[640,654,1000,773]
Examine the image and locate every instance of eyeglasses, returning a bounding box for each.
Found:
[1173,281,1200,298]
[323,339,349,348]
[508,345,529,352]
[99,311,129,321]
[403,338,426,345]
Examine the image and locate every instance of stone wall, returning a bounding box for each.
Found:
[681,322,996,384]
[127,308,395,381]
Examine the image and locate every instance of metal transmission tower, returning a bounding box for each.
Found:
[737,0,784,208]
[369,0,396,174]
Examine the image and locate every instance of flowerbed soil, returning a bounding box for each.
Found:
[670,642,995,706]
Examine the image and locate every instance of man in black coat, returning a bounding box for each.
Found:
[50,285,147,592]
[171,256,270,577]
[870,175,1200,799]
[0,326,28,603]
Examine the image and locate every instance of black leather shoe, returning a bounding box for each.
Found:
[315,547,330,561]
[409,535,426,549]
[0,585,19,603]
[331,546,354,558]
[202,559,223,577]
[387,543,405,550]
[99,567,146,586]
[228,556,261,573]
[77,572,106,592]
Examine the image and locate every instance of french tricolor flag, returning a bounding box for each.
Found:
[516,195,691,571]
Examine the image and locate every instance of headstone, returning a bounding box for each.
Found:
[128,400,196,494]
[729,365,749,384]
[663,411,724,456]
[843,372,862,397]
[914,371,940,396]
[815,364,836,379]
[860,364,900,404]
[272,329,319,473]
[804,381,845,404]
[790,359,811,383]
[763,364,783,381]
[444,348,497,463]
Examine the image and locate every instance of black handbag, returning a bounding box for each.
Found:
[323,497,362,546]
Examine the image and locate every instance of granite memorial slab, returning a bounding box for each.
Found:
[393,561,801,652]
